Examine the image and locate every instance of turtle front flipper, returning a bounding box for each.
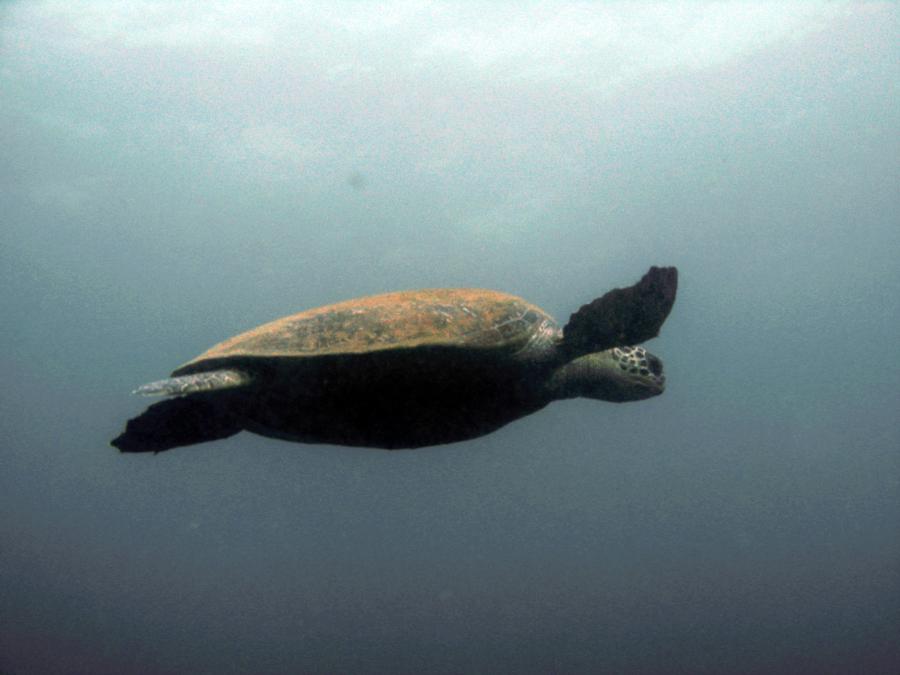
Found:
[562,266,677,357]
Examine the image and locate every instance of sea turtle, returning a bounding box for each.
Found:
[112,266,677,452]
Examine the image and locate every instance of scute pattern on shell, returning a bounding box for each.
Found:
[175,288,553,373]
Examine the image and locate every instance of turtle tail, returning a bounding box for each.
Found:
[562,266,678,357]
[111,392,244,453]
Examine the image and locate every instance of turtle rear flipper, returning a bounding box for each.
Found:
[134,369,251,397]
[562,266,677,357]
[111,393,243,453]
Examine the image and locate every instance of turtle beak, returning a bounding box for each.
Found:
[642,355,666,396]
[647,354,663,377]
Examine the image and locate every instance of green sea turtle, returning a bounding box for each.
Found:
[112,266,677,452]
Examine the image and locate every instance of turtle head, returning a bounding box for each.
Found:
[546,345,665,402]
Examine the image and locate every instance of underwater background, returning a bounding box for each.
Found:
[1,3,898,674]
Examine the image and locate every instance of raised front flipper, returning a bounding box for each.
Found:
[562,266,677,357]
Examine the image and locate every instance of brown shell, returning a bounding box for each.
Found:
[174,288,554,374]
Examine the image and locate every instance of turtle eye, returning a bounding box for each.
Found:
[647,354,662,376]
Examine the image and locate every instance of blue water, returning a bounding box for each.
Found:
[2,4,898,674]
